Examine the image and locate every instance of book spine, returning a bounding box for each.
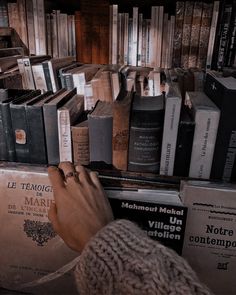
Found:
[188,2,203,68]
[25,105,48,164]
[57,109,73,162]
[112,92,133,171]
[25,0,36,55]
[181,1,194,69]
[22,58,36,90]
[72,124,89,165]
[111,4,118,64]
[172,2,185,67]
[196,2,213,69]
[0,107,8,160]
[10,104,30,163]
[160,95,182,176]
[173,113,195,177]
[131,7,138,66]
[42,62,53,91]
[88,116,113,165]
[189,108,220,179]
[206,1,220,69]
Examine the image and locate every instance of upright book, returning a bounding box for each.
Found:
[181,180,236,295]
[43,88,77,165]
[160,84,182,176]
[128,93,164,173]
[88,100,113,166]
[185,91,220,179]
[204,72,236,181]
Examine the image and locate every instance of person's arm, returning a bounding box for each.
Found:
[48,162,212,295]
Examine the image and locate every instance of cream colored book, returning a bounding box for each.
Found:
[0,163,78,294]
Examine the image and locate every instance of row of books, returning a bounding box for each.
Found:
[1,62,236,184]
[3,0,76,57]
[109,1,236,70]
[0,162,236,295]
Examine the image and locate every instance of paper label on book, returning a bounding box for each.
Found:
[0,165,78,294]
[15,129,26,145]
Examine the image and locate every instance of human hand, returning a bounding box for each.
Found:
[47,162,114,253]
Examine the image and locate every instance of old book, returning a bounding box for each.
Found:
[88,100,113,166]
[71,119,89,165]
[112,89,134,171]
[57,94,84,162]
[17,0,28,49]
[43,88,77,165]
[0,163,78,294]
[196,2,213,69]
[0,89,32,162]
[204,72,236,182]
[172,1,185,67]
[188,2,203,68]
[181,180,236,295]
[0,72,23,89]
[0,47,24,58]
[25,91,54,164]
[185,91,220,179]
[181,1,194,69]
[173,106,195,177]
[9,90,41,163]
[206,1,220,69]
[25,0,36,55]
[42,57,76,92]
[32,63,48,92]
[128,93,164,173]
[58,62,83,89]
[0,55,22,73]
[106,188,187,255]
[160,83,182,176]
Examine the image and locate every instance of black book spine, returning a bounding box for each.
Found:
[173,109,195,177]
[26,106,48,164]
[0,107,7,160]
[204,74,236,181]
[10,104,30,163]
[42,62,53,91]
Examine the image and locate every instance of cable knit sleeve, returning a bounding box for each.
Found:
[74,219,212,295]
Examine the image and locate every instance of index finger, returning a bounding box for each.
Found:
[48,166,66,192]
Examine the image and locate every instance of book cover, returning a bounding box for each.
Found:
[186,91,220,179]
[128,93,164,173]
[106,188,187,255]
[160,84,182,176]
[204,72,236,181]
[181,180,236,295]
[112,89,134,171]
[88,100,113,166]
[0,163,78,294]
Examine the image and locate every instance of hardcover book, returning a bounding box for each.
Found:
[106,188,187,255]
[128,93,164,173]
[88,100,113,166]
[185,91,220,179]
[204,72,236,181]
[160,84,182,176]
[0,163,78,294]
[181,180,236,295]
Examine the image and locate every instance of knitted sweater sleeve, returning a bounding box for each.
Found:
[74,219,212,295]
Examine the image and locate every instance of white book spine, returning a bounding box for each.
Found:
[156,6,164,67]
[84,83,94,111]
[111,4,118,64]
[131,7,139,66]
[189,107,220,179]
[37,0,47,55]
[137,13,143,66]
[160,95,181,176]
[22,58,36,89]
[48,61,57,92]
[150,6,158,67]
[58,109,72,162]
[32,64,47,92]
[72,73,86,95]
[206,1,220,69]
[123,13,129,65]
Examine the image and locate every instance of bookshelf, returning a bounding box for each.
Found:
[0,1,236,294]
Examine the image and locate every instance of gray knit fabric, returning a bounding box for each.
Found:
[74,220,212,295]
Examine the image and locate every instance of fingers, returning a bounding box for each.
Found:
[48,202,60,234]
[48,166,65,190]
[75,165,93,185]
[59,161,79,184]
